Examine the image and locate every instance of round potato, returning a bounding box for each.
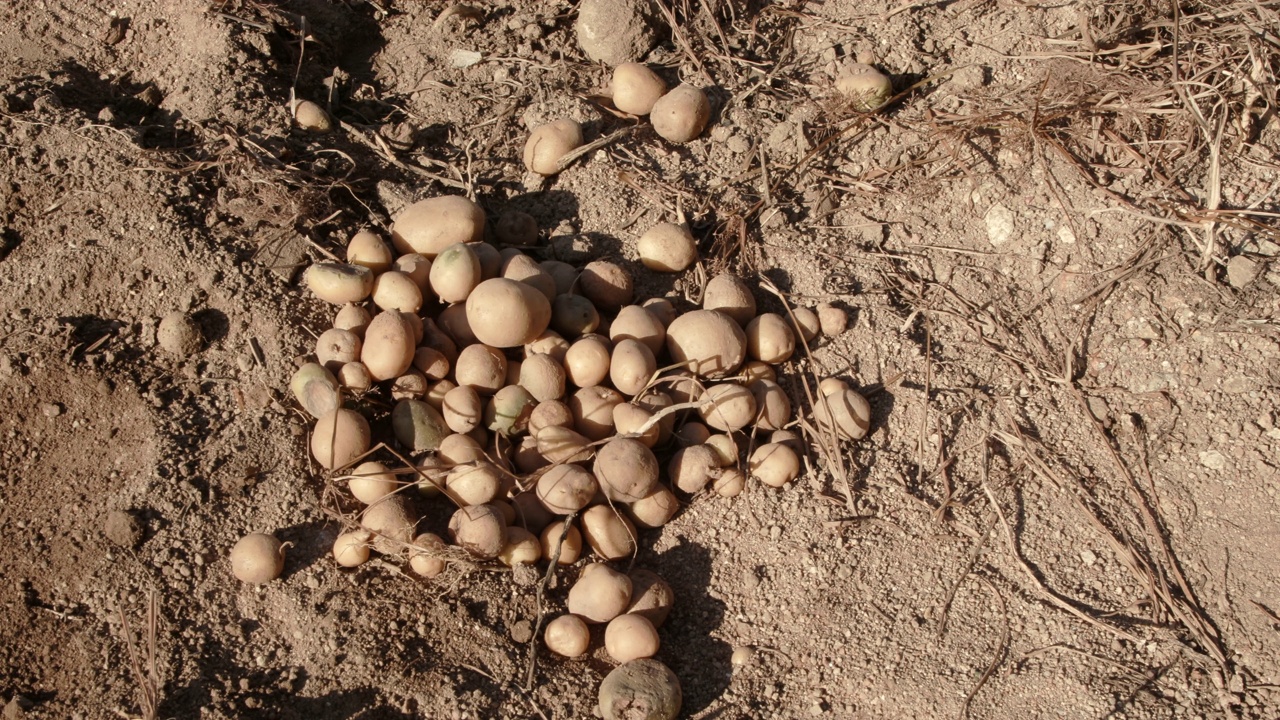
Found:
[593,437,660,503]
[650,84,710,143]
[610,338,657,397]
[496,210,539,246]
[637,222,697,272]
[580,505,637,560]
[315,328,361,373]
[347,230,393,273]
[564,335,612,388]
[666,310,746,379]
[570,385,624,440]
[464,278,553,348]
[536,464,599,515]
[610,306,666,356]
[311,408,371,470]
[749,442,801,487]
[579,261,633,312]
[612,63,667,115]
[391,195,486,258]
[552,294,601,337]
[429,242,482,304]
[702,273,756,326]
[454,344,508,395]
[567,562,632,624]
[746,313,795,364]
[371,271,424,313]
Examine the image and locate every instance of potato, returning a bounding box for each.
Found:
[746,313,795,364]
[446,462,502,506]
[536,464,599,514]
[813,385,871,440]
[408,532,447,578]
[391,369,429,400]
[836,63,893,112]
[665,309,747,378]
[333,530,372,567]
[817,302,848,335]
[581,505,637,560]
[551,294,601,337]
[770,429,803,452]
[523,118,584,175]
[390,395,446,450]
[704,434,739,467]
[664,370,702,405]
[513,436,549,474]
[496,210,539,246]
[448,504,506,558]
[421,318,459,363]
[668,444,720,493]
[370,271,423,313]
[627,484,678,529]
[349,461,399,505]
[739,360,776,384]
[436,303,479,347]
[414,456,448,496]
[674,421,710,446]
[749,442,801,487]
[535,425,593,464]
[525,330,571,363]
[361,495,416,554]
[540,520,583,564]
[347,230,393,273]
[518,353,567,402]
[465,277,554,348]
[637,222,697,273]
[627,569,675,627]
[491,499,517,526]
[391,195,486,258]
[290,362,340,419]
[501,253,557,301]
[713,467,746,497]
[651,84,710,144]
[311,408,371,469]
[567,562,632,623]
[230,533,285,584]
[425,379,456,412]
[530,399,575,435]
[429,242,482,304]
[791,307,821,342]
[702,273,755,326]
[334,304,372,339]
[698,382,756,432]
[315,328,362,373]
[634,391,676,443]
[610,306,666,356]
[394,253,432,291]
[612,403,660,448]
[565,335,612,387]
[610,338,657,397]
[750,379,792,431]
[338,362,373,393]
[605,614,660,664]
[508,491,554,534]
[454,344,508,394]
[545,614,590,657]
[593,438,659,502]
[293,99,332,132]
[612,63,667,116]
[580,261,633,312]
[305,262,374,304]
[598,659,682,720]
[361,310,416,381]
[486,384,536,436]
[499,527,542,566]
[571,386,624,440]
[438,433,486,465]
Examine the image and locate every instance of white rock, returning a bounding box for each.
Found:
[984,203,1015,247]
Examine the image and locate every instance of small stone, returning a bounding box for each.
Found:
[40,402,62,418]
[509,620,533,644]
[730,645,755,666]
[156,312,203,356]
[104,510,144,548]
[3,695,31,719]
[1226,256,1259,289]
[984,203,1015,247]
[1080,549,1097,566]
[1198,450,1227,471]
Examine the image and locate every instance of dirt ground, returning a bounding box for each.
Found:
[0,0,1277,718]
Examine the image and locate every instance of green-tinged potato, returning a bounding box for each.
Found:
[315,328,361,373]
[593,438,659,503]
[334,304,372,338]
[668,444,720,494]
[666,310,747,379]
[598,659,682,720]
[446,462,503,506]
[580,504,637,560]
[465,278,554,348]
[290,362,340,419]
[429,243,482,304]
[651,84,710,144]
[391,195,486,258]
[567,562,632,623]
[523,119,584,175]
[371,271,424,313]
[305,263,374,304]
[749,442,801,488]
[311,408,371,470]
[570,385,624,440]
[746,313,795,364]
[448,504,506,558]
[626,484,678,529]
[698,382,756,432]
[637,222,697,273]
[610,338,657,397]
[391,399,449,453]
[536,464,599,515]
[565,335,612,388]
[580,261,633,312]
[605,614,660,663]
[544,614,590,657]
[702,273,755,326]
[486,384,536,436]
[750,379,791,431]
[360,495,416,554]
[347,230,393,273]
[540,520,583,564]
[361,311,416,381]
[612,63,667,116]
[454,344,508,395]
[230,533,285,584]
[348,461,399,505]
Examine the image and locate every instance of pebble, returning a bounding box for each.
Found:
[39,402,61,418]
[984,203,1015,247]
[1226,256,1259,289]
[730,645,755,666]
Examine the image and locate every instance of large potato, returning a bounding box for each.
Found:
[609,305,666,356]
[535,464,599,515]
[665,309,746,379]
[391,195,486,258]
[702,273,756,326]
[593,437,659,503]
[464,278,553,348]
[311,408,371,470]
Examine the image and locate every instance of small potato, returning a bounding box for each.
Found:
[290,363,340,419]
[371,271,424,313]
[698,382,757,432]
[626,569,675,627]
[530,400,575,435]
[605,614,660,664]
[523,118,584,175]
[400,311,424,345]
[627,484,678,529]
[448,504,507,559]
[315,328,362,373]
[311,408,371,470]
[501,253,557,301]
[552,294,601,337]
[408,532,447,578]
[293,99,332,132]
[612,63,667,116]
[491,499,517,526]
[333,530,372,567]
[836,63,893,112]
[454,344,508,395]
[637,222,697,273]
[702,274,756,326]
[499,527,542,566]
[713,467,746,497]
[486,385,536,436]
[334,304,372,338]
[770,429,803,452]
[466,277,554,348]
[791,307,821,342]
[338,361,373,393]
[746,313,795,364]
[650,84,711,144]
[540,520,584,564]
[525,330,571,363]
[513,435,550,474]
[349,461,399,505]
[231,533,285,584]
[641,297,677,328]
[536,464,599,515]
[438,433,486,466]
[565,335,612,388]
[422,318,459,363]
[391,369,429,400]
[738,360,776,385]
[674,421,711,446]
[593,438,660,503]
[426,379,457,411]
[496,210,539,246]
[580,261,633,312]
[519,353,567,402]
[446,462,502,506]
[391,399,449,454]
[437,303,479,347]
[391,195,486,258]
[817,302,848,336]
[610,338,657,397]
[535,425,593,464]
[610,306,666,356]
[429,243,482,304]
[413,347,450,381]
[394,253,432,291]
[634,391,676,443]
[704,434,739,467]
[813,386,872,440]
[749,442,801,488]
[665,309,747,379]
[540,260,579,296]
[567,562,632,623]
[347,230,393,273]
[545,614,590,658]
[511,491,556,534]
[581,505,637,560]
[360,496,416,554]
[361,311,416,381]
[612,403,660,448]
[749,379,792,431]
[668,444,720,494]
[414,457,448,496]
[598,659,682,720]
[570,386,624,440]
[305,262,374,304]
